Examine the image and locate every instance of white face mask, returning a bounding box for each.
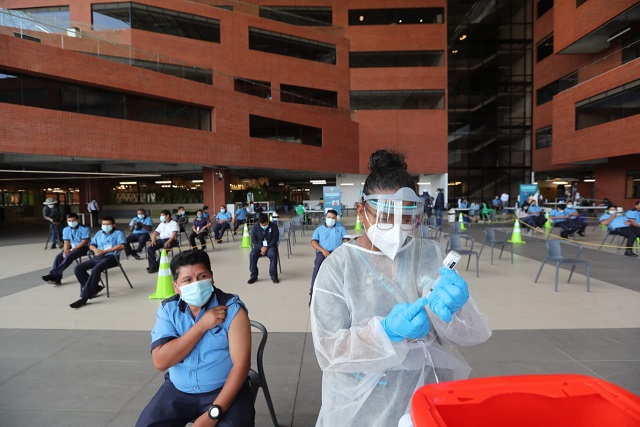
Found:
[220,209,226,213]
[325,218,336,227]
[67,221,79,228]
[179,279,213,307]
[101,225,113,233]
[608,210,616,215]
[363,211,409,260]
[137,214,145,219]
[567,204,573,208]
[160,215,166,222]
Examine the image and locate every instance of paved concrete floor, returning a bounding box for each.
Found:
[0,219,639,426]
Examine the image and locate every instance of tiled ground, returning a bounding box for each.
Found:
[0,219,639,426]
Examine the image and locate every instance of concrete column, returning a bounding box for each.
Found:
[203,167,230,212]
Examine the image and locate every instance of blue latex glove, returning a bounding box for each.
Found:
[427,267,470,322]
[381,297,430,342]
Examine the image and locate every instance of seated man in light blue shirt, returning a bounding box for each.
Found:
[526,201,547,228]
[213,205,233,243]
[232,203,248,234]
[124,208,153,260]
[135,250,254,427]
[549,203,581,238]
[310,209,347,305]
[42,212,91,285]
[600,206,640,257]
[564,201,586,236]
[70,217,126,308]
[625,200,640,230]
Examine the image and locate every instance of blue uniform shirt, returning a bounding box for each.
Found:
[150,290,247,393]
[129,216,153,235]
[625,209,640,224]
[549,209,567,224]
[528,205,542,214]
[599,213,630,230]
[215,211,232,222]
[312,224,347,253]
[90,229,126,256]
[235,207,247,221]
[62,225,91,248]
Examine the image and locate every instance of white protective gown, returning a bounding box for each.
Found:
[310,238,492,427]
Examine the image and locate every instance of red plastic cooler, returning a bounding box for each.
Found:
[411,374,640,427]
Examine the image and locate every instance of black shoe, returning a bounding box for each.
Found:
[91,285,105,298]
[271,276,279,284]
[577,231,585,237]
[147,268,159,274]
[42,274,52,282]
[217,239,223,244]
[70,298,88,309]
[131,252,141,260]
[624,250,638,257]
[247,277,257,284]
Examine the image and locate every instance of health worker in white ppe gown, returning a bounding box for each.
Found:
[310,149,492,427]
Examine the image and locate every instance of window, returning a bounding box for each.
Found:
[622,35,640,64]
[249,28,336,64]
[575,79,640,130]
[536,72,578,105]
[536,34,553,62]
[14,32,41,43]
[259,6,332,26]
[350,90,444,110]
[85,54,213,84]
[14,6,70,30]
[249,115,322,146]
[234,78,271,99]
[350,51,444,68]
[280,84,337,108]
[92,3,220,43]
[535,126,552,148]
[626,171,640,199]
[348,8,444,25]
[0,70,211,131]
[537,0,553,18]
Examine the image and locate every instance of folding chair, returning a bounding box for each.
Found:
[249,320,278,427]
[598,229,625,254]
[534,240,590,292]
[88,251,133,298]
[278,225,293,258]
[478,227,513,265]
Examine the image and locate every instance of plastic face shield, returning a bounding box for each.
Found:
[362,187,424,232]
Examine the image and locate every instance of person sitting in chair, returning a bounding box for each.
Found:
[135,250,254,427]
[189,209,212,251]
[42,212,91,285]
[124,208,153,260]
[213,205,232,244]
[247,213,280,284]
[70,217,125,309]
[147,210,179,274]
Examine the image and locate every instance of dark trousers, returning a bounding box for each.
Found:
[74,255,118,299]
[569,218,587,234]
[554,222,581,238]
[48,222,63,247]
[213,222,230,240]
[233,219,246,232]
[189,231,208,249]
[49,246,89,280]
[611,227,640,250]
[434,210,443,226]
[136,374,254,427]
[520,216,537,231]
[310,251,327,296]
[531,215,547,228]
[147,239,175,270]
[125,233,150,256]
[249,247,278,279]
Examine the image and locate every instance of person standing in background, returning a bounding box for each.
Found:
[87,198,100,227]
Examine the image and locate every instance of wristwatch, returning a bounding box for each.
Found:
[208,404,223,420]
